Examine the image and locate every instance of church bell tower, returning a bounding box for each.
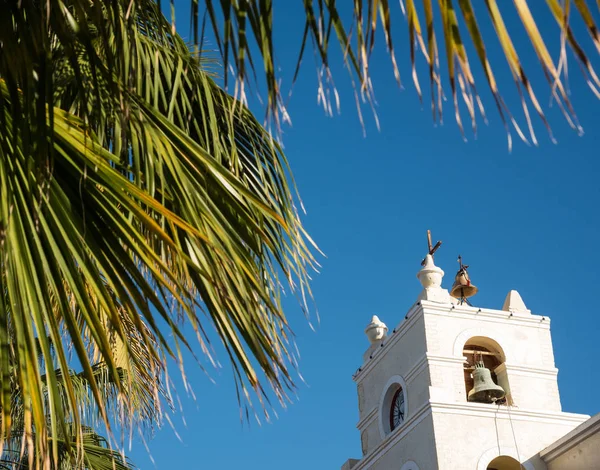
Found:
[341,237,589,470]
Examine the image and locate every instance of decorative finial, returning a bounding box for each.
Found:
[416,232,453,303]
[417,253,445,289]
[365,315,388,344]
[502,290,530,314]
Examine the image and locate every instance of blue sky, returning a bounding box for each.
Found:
[130,2,600,468]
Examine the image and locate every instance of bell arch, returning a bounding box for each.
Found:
[458,333,513,404]
[399,461,420,470]
[453,328,511,362]
[486,456,522,470]
[477,447,535,470]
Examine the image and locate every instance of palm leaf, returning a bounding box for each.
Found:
[2,423,135,470]
[187,1,600,145]
[1,0,317,466]
[4,0,599,467]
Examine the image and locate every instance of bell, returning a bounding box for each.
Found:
[468,362,505,403]
[450,259,478,300]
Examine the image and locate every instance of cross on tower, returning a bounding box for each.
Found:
[421,230,442,266]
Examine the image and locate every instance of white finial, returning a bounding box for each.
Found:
[365,315,388,344]
[417,254,444,288]
[416,254,452,303]
[502,290,530,314]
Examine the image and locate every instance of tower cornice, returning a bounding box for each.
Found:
[349,401,589,470]
[354,300,551,383]
[420,300,551,328]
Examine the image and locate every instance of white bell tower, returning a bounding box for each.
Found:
[341,249,589,470]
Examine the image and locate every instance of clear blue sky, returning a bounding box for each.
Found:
[130,2,600,468]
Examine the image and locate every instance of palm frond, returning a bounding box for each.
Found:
[2,423,135,470]
[1,0,317,466]
[194,1,600,145]
[5,0,595,467]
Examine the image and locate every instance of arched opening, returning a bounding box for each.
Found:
[400,462,420,470]
[463,336,512,404]
[486,455,522,470]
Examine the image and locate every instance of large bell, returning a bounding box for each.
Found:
[468,362,505,403]
[450,266,478,300]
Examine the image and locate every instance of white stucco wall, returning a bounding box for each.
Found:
[354,304,429,455]
[352,412,439,470]
[431,404,587,469]
[421,301,562,412]
[545,437,600,470]
[344,300,591,470]
[540,413,600,470]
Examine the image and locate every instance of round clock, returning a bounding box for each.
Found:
[389,388,405,431]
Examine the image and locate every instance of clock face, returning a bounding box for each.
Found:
[389,388,405,431]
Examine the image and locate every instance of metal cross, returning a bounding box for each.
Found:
[457,254,469,271]
[421,230,442,266]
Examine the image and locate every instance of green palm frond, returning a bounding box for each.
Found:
[1,0,317,466]
[197,1,600,145]
[2,423,134,470]
[4,0,598,467]
[3,297,163,468]
[4,341,147,470]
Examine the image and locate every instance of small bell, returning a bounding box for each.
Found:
[468,361,505,403]
[450,255,478,302]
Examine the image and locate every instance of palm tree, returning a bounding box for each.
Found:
[1,0,599,468]
[0,294,162,469]
[2,1,317,467]
[2,370,136,470]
